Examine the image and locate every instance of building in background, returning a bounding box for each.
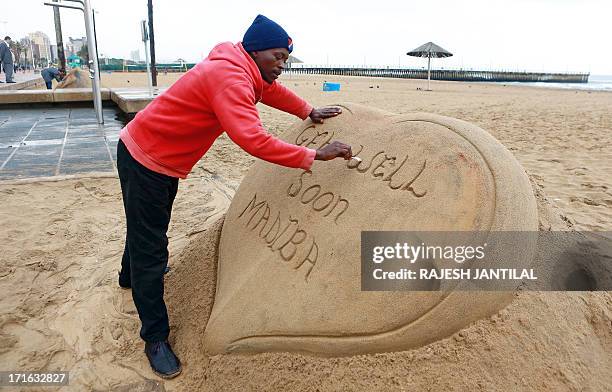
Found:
[66,37,86,57]
[28,31,52,66]
[50,44,57,63]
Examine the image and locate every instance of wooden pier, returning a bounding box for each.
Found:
[287,67,589,83]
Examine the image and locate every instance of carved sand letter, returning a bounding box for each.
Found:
[401,160,427,197]
[278,227,308,261]
[383,153,411,189]
[357,151,385,173]
[250,204,271,233]
[322,197,349,223]
[238,193,265,222]
[262,211,282,241]
[312,192,335,211]
[287,170,311,197]
[293,238,319,281]
[372,155,397,178]
[296,125,335,148]
[300,185,321,204]
[295,125,316,145]
[267,216,294,251]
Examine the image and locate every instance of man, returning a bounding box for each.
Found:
[117,14,352,379]
[0,36,15,83]
[55,68,89,89]
[41,66,66,89]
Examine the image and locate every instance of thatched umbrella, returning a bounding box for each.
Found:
[407,42,453,90]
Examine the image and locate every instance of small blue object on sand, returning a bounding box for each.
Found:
[322,82,341,91]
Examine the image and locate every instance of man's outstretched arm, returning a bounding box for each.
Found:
[212,82,351,169]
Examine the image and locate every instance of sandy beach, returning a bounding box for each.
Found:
[1,73,611,391]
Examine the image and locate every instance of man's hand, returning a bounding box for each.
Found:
[309,107,342,124]
[315,141,352,161]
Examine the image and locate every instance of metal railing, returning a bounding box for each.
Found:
[286,67,589,83]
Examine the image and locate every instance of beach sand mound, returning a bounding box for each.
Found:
[203,104,541,356]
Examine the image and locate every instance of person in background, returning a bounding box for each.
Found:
[55,68,91,89]
[0,36,15,83]
[41,66,66,89]
[117,14,351,379]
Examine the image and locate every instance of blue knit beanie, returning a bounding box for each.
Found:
[243,15,293,54]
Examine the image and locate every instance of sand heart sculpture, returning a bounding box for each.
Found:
[203,103,538,356]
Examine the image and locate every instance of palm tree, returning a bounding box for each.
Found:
[19,38,32,68]
[9,40,24,65]
[20,45,28,66]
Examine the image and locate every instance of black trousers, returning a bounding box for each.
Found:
[117,139,179,342]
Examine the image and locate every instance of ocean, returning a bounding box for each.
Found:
[500,74,612,91]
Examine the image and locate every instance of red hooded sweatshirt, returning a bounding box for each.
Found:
[119,42,316,178]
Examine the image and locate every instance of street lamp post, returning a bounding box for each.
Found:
[52,0,67,70]
[44,0,103,124]
[147,0,157,86]
[29,38,35,70]
[81,0,103,124]
[92,8,100,82]
[141,20,153,97]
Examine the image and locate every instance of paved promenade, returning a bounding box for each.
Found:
[0,106,123,180]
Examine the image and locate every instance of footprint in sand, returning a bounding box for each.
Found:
[0,265,15,278]
[581,183,608,190]
[45,216,67,236]
[570,196,603,206]
[0,331,18,354]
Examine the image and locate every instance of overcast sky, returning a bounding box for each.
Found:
[4,0,611,74]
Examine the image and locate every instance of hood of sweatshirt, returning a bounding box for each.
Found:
[205,41,266,100]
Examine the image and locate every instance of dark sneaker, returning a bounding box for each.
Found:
[145,340,182,379]
[6,81,16,83]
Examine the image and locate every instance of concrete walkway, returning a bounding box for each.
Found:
[0,71,45,90]
[0,106,123,180]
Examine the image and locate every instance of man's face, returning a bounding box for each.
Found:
[250,48,289,84]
